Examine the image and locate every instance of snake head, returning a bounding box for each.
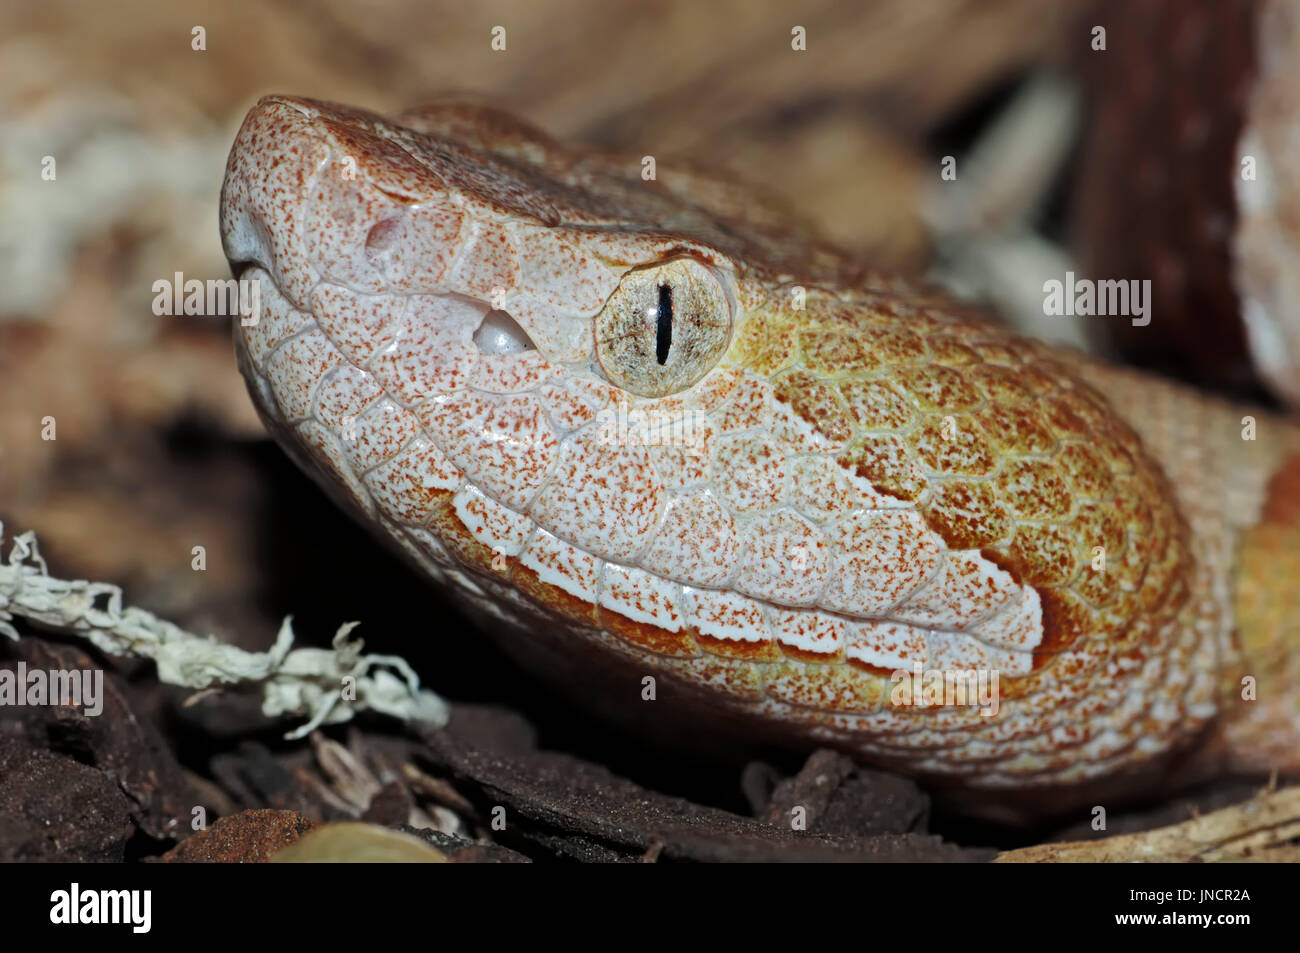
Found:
[221,96,1298,809]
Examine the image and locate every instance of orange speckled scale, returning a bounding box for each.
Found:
[221,96,1300,808]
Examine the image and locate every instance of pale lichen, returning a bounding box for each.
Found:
[0,522,448,738]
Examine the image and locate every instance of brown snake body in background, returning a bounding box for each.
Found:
[220,96,1300,816]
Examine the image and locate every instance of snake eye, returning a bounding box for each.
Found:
[594,257,731,398]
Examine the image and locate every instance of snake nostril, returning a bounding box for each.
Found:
[473,309,536,354]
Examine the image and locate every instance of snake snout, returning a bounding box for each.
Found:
[221,95,465,307]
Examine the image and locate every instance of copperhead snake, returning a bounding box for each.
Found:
[219,96,1300,812]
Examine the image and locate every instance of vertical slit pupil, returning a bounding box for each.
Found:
[655,283,673,365]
